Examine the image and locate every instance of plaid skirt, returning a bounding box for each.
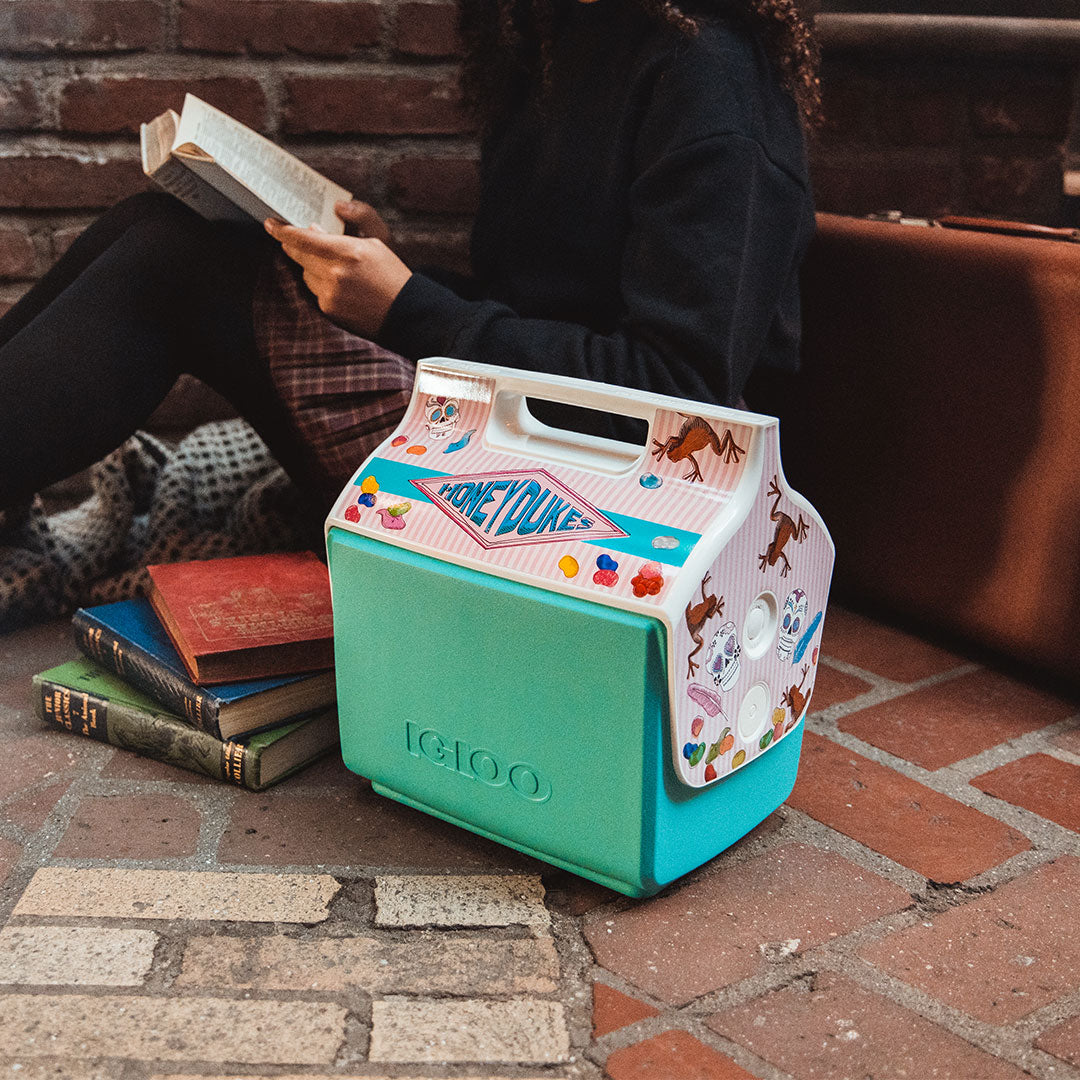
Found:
[252,252,416,503]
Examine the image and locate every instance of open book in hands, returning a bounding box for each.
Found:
[140,93,351,233]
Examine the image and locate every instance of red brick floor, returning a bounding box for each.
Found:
[1,605,1079,1078]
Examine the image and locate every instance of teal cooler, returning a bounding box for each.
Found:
[325,360,834,897]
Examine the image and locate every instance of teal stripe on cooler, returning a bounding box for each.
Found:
[355,456,700,567]
[587,512,698,567]
[357,456,450,502]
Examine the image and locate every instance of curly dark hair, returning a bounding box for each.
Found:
[458,0,822,134]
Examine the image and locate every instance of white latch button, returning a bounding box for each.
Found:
[742,591,778,659]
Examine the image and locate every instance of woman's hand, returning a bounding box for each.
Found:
[264,216,411,339]
[333,199,392,243]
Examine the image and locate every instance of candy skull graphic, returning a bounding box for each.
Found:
[777,588,808,662]
[706,620,741,691]
[425,396,460,441]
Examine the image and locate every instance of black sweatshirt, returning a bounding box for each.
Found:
[378,0,814,434]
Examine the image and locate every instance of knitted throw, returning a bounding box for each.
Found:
[0,419,315,633]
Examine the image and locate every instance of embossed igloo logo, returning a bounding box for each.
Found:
[412,468,627,549]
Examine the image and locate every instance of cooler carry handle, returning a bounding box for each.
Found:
[416,358,766,479]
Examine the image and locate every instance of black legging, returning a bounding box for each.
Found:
[0,192,326,513]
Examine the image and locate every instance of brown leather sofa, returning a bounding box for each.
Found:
[750,212,1080,687]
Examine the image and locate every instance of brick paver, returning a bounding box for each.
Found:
[0,926,157,985]
[374,873,550,930]
[0,733,90,799]
[819,607,966,682]
[177,932,559,994]
[219,787,537,871]
[859,857,1080,1023]
[1035,1014,1080,1068]
[0,994,347,1062]
[788,732,1030,881]
[1,779,70,830]
[150,1076,565,1080]
[592,982,661,1038]
[972,752,1080,832]
[709,970,1032,1079]
[838,669,1074,769]
[585,844,911,1005]
[368,997,570,1063]
[13,867,340,922]
[54,792,201,859]
[807,662,874,710]
[2,605,1078,1076]
[604,1030,757,1080]
[0,1063,112,1080]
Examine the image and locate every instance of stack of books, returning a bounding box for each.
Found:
[32,552,340,791]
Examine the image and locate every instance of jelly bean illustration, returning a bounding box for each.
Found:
[631,561,664,597]
[652,535,679,550]
[704,763,717,782]
[639,473,663,489]
[387,500,411,517]
[406,445,426,455]
[732,749,746,768]
[682,742,697,760]
[706,727,733,762]
[343,505,361,523]
[596,554,618,571]
[376,508,407,530]
[360,475,379,494]
[558,555,579,578]
[691,716,704,737]
[593,568,618,587]
[759,728,774,750]
[689,742,706,767]
[391,435,408,447]
[357,493,376,507]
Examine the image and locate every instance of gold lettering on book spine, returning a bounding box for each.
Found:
[223,742,245,786]
[84,625,103,660]
[112,641,124,675]
[59,688,72,729]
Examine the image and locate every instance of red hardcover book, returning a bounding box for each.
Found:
[146,552,334,684]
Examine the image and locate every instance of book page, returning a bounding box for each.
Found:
[140,110,179,174]
[174,94,350,232]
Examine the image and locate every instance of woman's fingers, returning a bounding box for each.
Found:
[265,219,348,263]
[334,200,392,243]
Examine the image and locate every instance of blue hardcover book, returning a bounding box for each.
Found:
[72,598,336,740]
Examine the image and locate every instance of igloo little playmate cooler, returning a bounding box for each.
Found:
[325,359,834,897]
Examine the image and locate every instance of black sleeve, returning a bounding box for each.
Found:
[378,129,809,408]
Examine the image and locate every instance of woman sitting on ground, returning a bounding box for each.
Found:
[0,0,819,523]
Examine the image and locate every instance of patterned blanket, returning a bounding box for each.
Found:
[0,419,317,633]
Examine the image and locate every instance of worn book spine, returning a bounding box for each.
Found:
[71,608,223,738]
[33,675,257,788]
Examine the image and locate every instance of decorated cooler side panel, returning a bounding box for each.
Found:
[325,367,762,616]
[670,436,834,788]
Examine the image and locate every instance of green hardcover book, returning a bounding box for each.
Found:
[32,658,339,791]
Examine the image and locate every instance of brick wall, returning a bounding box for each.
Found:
[0,0,478,310]
[2,7,1079,311]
